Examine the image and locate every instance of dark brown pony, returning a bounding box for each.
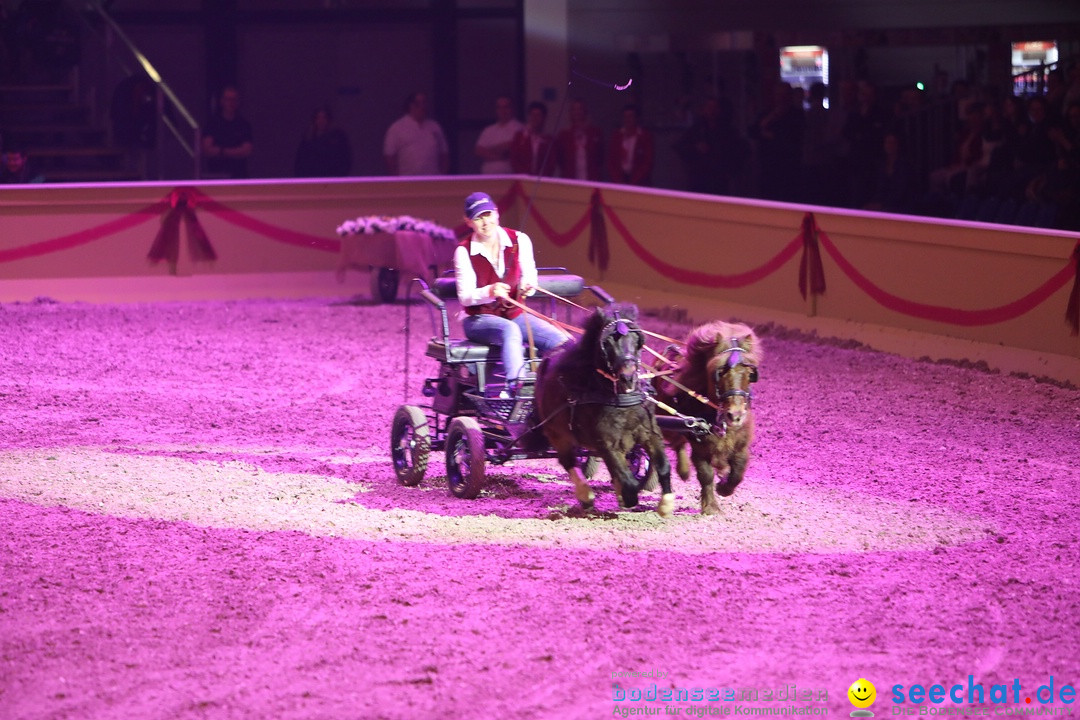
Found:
[533,304,674,516]
[654,320,761,515]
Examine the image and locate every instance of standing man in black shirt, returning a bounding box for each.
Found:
[202,85,253,179]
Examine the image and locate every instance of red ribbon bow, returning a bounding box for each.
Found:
[798,212,827,300]
[148,187,217,270]
[588,189,609,272]
[1066,241,1080,335]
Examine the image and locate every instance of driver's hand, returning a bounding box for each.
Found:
[490,282,511,300]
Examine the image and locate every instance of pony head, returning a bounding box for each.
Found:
[683,321,761,430]
[593,304,645,394]
[705,330,760,430]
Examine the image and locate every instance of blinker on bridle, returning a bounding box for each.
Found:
[713,337,757,404]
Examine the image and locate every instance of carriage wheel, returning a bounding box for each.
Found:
[446,416,486,499]
[391,405,430,486]
[582,455,600,480]
[627,444,655,488]
[370,266,399,303]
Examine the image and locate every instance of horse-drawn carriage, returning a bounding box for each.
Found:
[389,268,762,515]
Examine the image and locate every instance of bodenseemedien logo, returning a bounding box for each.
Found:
[850,679,877,717]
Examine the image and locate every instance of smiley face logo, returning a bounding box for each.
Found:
[848,678,877,709]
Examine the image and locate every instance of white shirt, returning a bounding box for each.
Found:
[454,227,539,307]
[573,129,589,179]
[383,115,449,175]
[475,119,525,174]
[620,131,639,174]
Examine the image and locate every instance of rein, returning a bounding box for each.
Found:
[501,295,583,336]
[532,285,682,345]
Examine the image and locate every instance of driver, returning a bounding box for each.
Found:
[454,191,570,397]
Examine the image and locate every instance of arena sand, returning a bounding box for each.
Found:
[1,296,1078,720]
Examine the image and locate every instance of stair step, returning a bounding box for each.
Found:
[2,124,107,145]
[29,147,127,159]
[42,168,144,183]
[25,146,130,172]
[0,83,74,102]
[0,83,74,92]
[0,103,91,122]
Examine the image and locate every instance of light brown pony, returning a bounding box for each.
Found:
[653,320,761,515]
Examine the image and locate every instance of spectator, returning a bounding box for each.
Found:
[474,96,523,174]
[1045,68,1067,123]
[110,69,157,150]
[554,98,603,181]
[0,145,43,183]
[800,81,843,205]
[841,80,887,207]
[509,101,556,176]
[749,81,804,202]
[674,94,747,196]
[928,100,987,197]
[201,85,253,179]
[1012,95,1058,194]
[293,105,352,177]
[607,103,654,185]
[383,91,449,176]
[1062,62,1080,117]
[1044,100,1080,228]
[863,131,916,214]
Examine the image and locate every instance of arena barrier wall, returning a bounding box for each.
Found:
[1,176,1078,383]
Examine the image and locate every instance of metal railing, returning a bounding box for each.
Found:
[1011,61,1059,98]
[73,0,201,179]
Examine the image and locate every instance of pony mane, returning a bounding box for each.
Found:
[680,320,762,378]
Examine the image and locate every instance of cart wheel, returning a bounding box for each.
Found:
[628,444,656,489]
[391,405,430,486]
[582,455,600,480]
[370,267,399,303]
[446,416,486,499]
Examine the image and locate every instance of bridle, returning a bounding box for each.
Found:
[599,313,645,381]
[592,312,647,404]
[711,338,758,407]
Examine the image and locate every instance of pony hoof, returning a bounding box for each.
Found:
[701,502,721,516]
[657,493,675,518]
[716,482,738,498]
[578,496,595,511]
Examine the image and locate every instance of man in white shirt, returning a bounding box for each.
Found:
[474,96,524,174]
[383,92,449,175]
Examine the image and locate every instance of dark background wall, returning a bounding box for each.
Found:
[5,0,1079,183]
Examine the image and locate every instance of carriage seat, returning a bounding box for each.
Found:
[426,338,497,364]
[429,273,586,303]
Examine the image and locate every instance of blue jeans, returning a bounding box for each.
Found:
[463,313,570,383]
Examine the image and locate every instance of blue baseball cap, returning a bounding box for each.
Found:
[464,192,498,220]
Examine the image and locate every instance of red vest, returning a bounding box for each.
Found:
[461,228,523,319]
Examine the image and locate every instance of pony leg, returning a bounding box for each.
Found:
[717,450,749,498]
[672,439,691,481]
[650,444,675,518]
[694,457,721,515]
[567,465,595,510]
[599,449,636,509]
[555,448,594,510]
[676,445,691,481]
